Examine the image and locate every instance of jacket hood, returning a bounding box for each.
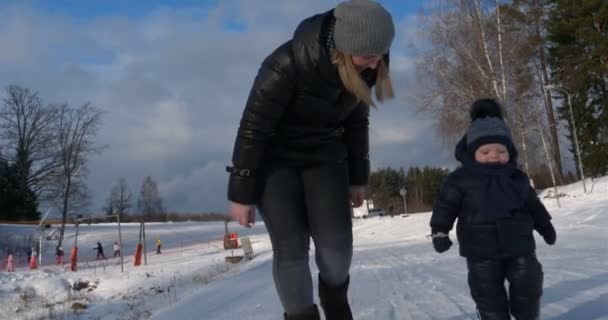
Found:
[291,10,340,85]
[455,135,518,165]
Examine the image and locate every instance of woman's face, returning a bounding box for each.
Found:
[351,55,381,71]
[474,143,510,164]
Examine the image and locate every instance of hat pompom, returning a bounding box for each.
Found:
[470,98,503,120]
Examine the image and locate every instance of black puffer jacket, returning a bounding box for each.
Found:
[430,138,553,258]
[228,10,386,204]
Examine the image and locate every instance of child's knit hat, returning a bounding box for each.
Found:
[466,99,515,157]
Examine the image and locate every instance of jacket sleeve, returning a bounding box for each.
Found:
[343,102,370,186]
[228,43,296,204]
[524,185,553,230]
[430,174,463,234]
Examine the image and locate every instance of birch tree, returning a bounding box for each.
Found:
[413,0,551,171]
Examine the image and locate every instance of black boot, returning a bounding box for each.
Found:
[475,309,511,320]
[319,275,353,320]
[283,305,320,320]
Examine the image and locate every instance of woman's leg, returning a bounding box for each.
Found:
[466,257,510,320]
[302,162,352,286]
[506,256,543,320]
[301,162,353,319]
[258,165,316,316]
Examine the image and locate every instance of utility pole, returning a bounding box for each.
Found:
[400,187,408,214]
[109,210,124,272]
[37,208,53,265]
[544,85,586,193]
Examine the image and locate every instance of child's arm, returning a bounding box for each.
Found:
[430,175,462,234]
[525,185,556,245]
[430,174,463,253]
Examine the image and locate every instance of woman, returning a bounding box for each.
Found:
[227,1,395,319]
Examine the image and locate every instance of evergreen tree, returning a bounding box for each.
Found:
[547,0,608,176]
[0,158,37,221]
[369,166,448,213]
[369,168,403,212]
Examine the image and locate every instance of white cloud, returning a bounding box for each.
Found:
[132,99,194,158]
[371,126,418,145]
[159,161,227,212]
[390,55,419,73]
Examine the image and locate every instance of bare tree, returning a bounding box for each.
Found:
[413,0,553,168]
[103,177,133,219]
[53,103,104,247]
[0,86,60,213]
[413,0,511,143]
[137,176,164,221]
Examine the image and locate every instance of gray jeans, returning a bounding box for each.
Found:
[258,162,353,315]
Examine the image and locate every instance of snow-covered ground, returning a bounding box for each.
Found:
[1,176,607,320]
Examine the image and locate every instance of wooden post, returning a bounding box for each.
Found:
[142,220,147,265]
[117,214,124,272]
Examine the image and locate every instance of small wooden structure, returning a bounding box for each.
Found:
[241,237,254,260]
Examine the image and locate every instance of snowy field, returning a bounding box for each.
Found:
[1,176,607,320]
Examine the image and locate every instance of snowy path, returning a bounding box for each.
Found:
[150,215,481,320]
[1,178,607,320]
[151,195,608,320]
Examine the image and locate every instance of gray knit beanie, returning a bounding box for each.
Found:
[466,118,512,149]
[333,0,395,56]
[466,99,515,156]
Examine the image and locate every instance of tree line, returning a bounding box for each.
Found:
[368,166,449,214]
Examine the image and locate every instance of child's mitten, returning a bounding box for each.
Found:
[538,223,556,245]
[432,232,453,253]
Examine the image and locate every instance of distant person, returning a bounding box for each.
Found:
[6,251,14,272]
[227,1,395,318]
[430,99,557,320]
[113,241,121,258]
[155,238,162,254]
[95,242,106,260]
[26,247,32,264]
[56,245,64,266]
[29,247,38,269]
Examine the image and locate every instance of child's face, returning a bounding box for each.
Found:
[474,143,509,164]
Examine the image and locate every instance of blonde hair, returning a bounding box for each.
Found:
[331,49,394,107]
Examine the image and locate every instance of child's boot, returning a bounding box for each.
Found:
[506,256,543,320]
[476,309,511,320]
[283,305,320,320]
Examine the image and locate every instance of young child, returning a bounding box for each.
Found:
[113,241,121,258]
[430,99,556,320]
[95,241,106,260]
[6,251,14,272]
[56,245,64,266]
[155,237,162,254]
[29,247,38,269]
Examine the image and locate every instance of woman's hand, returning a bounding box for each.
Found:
[350,185,366,208]
[228,201,256,228]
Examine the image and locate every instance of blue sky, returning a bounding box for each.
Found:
[0,0,450,215]
[16,0,425,20]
